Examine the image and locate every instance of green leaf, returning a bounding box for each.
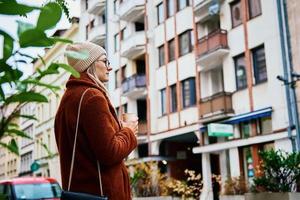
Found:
[64,50,89,60]
[14,114,37,121]
[0,139,19,155]
[0,2,40,16]
[7,129,32,139]
[37,2,62,31]
[0,30,14,61]
[0,85,4,101]
[16,20,34,37]
[19,29,54,48]
[50,37,73,44]
[0,68,23,84]
[5,91,48,104]
[55,63,80,78]
[22,79,60,90]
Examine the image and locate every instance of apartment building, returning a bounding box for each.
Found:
[18,103,35,177]
[80,0,295,199]
[0,104,21,180]
[30,23,79,184]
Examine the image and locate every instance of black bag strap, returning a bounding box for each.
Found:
[67,88,104,196]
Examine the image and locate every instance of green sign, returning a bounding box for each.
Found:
[208,123,233,137]
[30,161,40,172]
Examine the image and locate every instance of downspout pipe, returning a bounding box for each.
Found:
[277,0,300,151]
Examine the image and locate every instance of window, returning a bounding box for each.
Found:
[135,22,145,31]
[90,19,95,29]
[115,70,120,88]
[252,45,267,84]
[239,122,250,138]
[168,39,175,62]
[167,0,175,18]
[114,33,119,52]
[122,103,128,113]
[158,45,165,66]
[231,0,243,28]
[157,3,164,24]
[160,88,167,115]
[179,30,193,56]
[249,0,262,18]
[257,117,272,135]
[113,0,117,14]
[121,65,126,82]
[178,0,189,11]
[234,54,247,90]
[120,28,125,41]
[85,0,88,10]
[170,84,177,112]
[85,25,89,40]
[101,14,106,24]
[181,78,196,108]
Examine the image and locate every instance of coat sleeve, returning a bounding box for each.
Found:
[82,94,137,166]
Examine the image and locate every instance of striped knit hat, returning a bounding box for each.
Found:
[66,42,107,72]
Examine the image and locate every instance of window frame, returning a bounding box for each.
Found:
[248,0,262,19]
[181,78,196,108]
[168,39,176,62]
[167,0,175,18]
[160,88,167,115]
[252,45,267,84]
[170,84,177,113]
[179,30,193,57]
[234,54,247,90]
[158,45,165,67]
[177,0,189,11]
[230,0,243,28]
[157,2,165,25]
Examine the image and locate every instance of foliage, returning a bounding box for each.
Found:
[222,176,248,195]
[0,0,81,155]
[165,169,203,199]
[252,149,300,192]
[130,161,168,197]
[130,161,203,199]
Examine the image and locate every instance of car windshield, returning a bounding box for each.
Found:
[14,183,61,199]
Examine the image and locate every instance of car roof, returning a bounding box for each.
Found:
[0,177,58,185]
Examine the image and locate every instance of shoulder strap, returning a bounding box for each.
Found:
[67,88,104,196]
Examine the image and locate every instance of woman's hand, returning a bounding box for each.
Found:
[121,121,138,135]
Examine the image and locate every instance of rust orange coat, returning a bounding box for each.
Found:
[54,73,137,200]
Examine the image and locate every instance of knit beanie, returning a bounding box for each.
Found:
[65,42,107,72]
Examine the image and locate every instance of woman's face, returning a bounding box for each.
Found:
[94,54,112,82]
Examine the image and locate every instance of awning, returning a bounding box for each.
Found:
[199,107,273,132]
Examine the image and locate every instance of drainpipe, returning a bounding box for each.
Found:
[277,0,300,151]
[105,0,108,50]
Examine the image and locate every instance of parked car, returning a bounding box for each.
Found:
[0,177,61,200]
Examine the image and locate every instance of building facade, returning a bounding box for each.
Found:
[81,0,295,199]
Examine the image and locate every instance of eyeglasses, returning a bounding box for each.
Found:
[96,58,111,68]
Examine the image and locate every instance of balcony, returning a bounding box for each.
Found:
[119,0,145,22]
[199,92,234,123]
[197,29,229,70]
[88,24,106,45]
[121,31,146,59]
[122,74,147,99]
[194,0,223,22]
[87,0,105,15]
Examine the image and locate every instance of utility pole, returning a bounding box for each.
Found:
[276,0,300,152]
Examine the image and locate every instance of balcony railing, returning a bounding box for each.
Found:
[199,92,234,121]
[121,31,146,59]
[197,29,229,69]
[87,0,105,15]
[88,24,106,45]
[119,0,145,22]
[122,74,146,98]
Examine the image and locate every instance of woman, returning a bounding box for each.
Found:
[54,42,138,200]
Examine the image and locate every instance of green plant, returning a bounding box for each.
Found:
[165,169,203,199]
[222,176,248,195]
[0,0,81,155]
[252,149,300,192]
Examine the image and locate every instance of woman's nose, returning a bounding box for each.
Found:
[107,66,112,71]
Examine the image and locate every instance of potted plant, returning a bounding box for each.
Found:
[245,149,300,200]
[220,176,247,200]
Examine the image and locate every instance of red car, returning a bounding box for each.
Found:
[0,177,61,200]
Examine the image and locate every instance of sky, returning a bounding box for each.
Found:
[0,0,81,78]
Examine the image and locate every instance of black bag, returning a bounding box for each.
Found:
[60,89,108,200]
[61,191,108,200]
